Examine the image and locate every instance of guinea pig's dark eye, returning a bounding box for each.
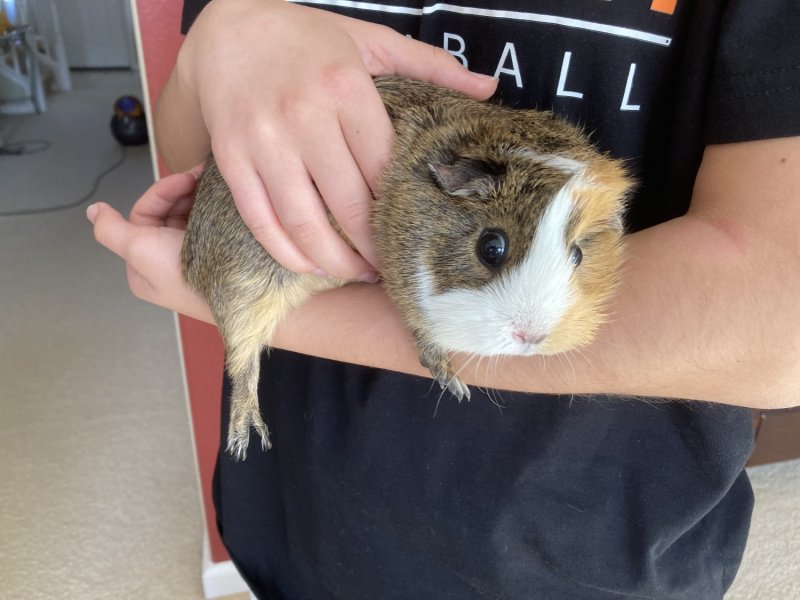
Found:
[569,244,583,267]
[477,229,509,269]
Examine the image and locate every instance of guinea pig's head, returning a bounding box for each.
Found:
[415,147,632,358]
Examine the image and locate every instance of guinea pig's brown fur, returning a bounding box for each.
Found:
[547,158,631,351]
[182,75,632,459]
[374,77,630,385]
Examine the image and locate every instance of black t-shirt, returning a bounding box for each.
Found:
[178,1,800,598]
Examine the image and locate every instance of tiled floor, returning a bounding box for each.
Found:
[1,69,798,600]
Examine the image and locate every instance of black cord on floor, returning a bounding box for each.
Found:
[0,139,51,155]
[0,145,128,217]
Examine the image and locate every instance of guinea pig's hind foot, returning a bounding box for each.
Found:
[222,322,279,460]
[227,407,272,461]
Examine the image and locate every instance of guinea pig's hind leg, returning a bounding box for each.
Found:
[224,337,272,461]
[219,294,288,460]
[219,274,335,460]
[418,344,471,402]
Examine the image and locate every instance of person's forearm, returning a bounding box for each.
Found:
[154,53,210,173]
[270,139,800,410]
[270,214,794,409]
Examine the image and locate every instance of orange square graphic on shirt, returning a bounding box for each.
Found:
[651,0,677,15]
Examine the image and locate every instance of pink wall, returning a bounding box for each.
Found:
[135,0,229,565]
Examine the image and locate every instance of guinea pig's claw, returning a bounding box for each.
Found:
[440,376,470,402]
[226,435,249,462]
[420,348,470,402]
[227,408,272,461]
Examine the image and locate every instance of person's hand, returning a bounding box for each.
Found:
[168,0,497,281]
[87,167,215,324]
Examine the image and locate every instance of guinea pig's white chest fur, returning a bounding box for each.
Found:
[416,180,578,357]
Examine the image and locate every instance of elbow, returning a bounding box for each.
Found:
[749,309,800,409]
[759,345,800,410]
[152,100,188,174]
[755,255,800,410]
[700,217,800,410]
[151,68,210,174]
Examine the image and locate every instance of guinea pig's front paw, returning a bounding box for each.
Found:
[440,375,471,402]
[420,347,471,402]
[226,408,272,461]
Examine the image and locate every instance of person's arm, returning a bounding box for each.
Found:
[154,0,497,281]
[269,136,800,410]
[89,135,800,410]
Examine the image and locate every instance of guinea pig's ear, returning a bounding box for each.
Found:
[428,158,503,198]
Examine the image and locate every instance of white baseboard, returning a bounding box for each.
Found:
[201,529,250,598]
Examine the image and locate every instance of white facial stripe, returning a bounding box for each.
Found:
[510,181,576,332]
[417,182,577,357]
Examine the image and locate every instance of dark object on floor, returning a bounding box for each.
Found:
[110,95,148,146]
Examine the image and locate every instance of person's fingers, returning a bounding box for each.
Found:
[188,162,205,179]
[260,148,374,279]
[301,90,382,269]
[214,149,319,275]
[305,141,379,269]
[334,70,395,198]
[89,202,135,259]
[393,41,498,99]
[90,201,170,275]
[89,201,206,316]
[337,16,498,99]
[129,171,200,227]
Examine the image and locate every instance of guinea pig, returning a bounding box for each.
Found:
[181,75,633,460]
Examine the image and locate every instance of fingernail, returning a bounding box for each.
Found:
[358,271,380,284]
[312,268,331,278]
[86,203,98,224]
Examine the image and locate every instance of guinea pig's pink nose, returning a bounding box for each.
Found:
[513,330,547,346]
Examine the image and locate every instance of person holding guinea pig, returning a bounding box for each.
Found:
[88,1,800,599]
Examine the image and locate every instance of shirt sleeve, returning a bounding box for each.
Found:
[704,0,800,144]
[181,0,210,34]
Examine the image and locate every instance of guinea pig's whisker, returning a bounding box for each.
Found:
[474,357,491,396]
[587,335,626,353]
[554,351,578,389]
[451,352,479,389]
[433,392,444,418]
[468,353,505,411]
[571,347,600,380]
[430,377,447,418]
[476,355,497,401]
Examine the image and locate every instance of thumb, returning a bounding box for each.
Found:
[88,202,134,260]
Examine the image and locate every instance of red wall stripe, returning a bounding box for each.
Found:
[134,0,230,565]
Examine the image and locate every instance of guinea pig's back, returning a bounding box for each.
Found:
[181,157,293,318]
